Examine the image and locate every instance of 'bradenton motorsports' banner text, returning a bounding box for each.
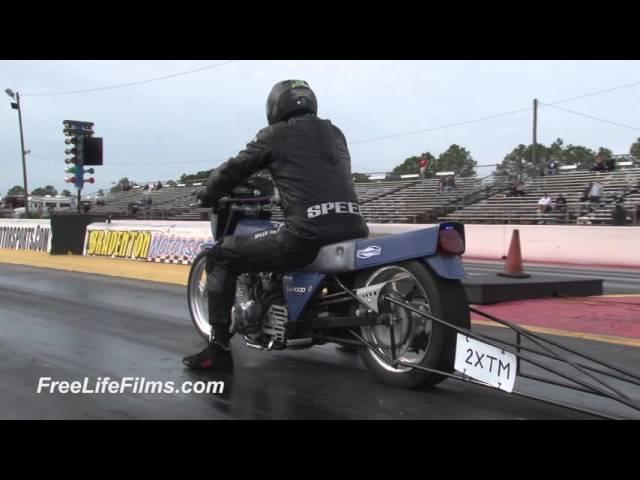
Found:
[0,220,52,253]
[84,222,212,264]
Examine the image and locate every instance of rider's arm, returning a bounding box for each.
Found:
[206,126,277,201]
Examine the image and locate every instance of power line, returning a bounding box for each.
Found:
[29,153,222,166]
[110,158,224,166]
[539,102,640,131]
[22,60,237,97]
[347,108,532,146]
[547,80,640,106]
[21,77,640,166]
[346,79,640,147]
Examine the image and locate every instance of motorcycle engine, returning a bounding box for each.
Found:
[231,274,262,335]
[231,272,288,348]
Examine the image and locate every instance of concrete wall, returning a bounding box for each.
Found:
[7,219,635,268]
[369,223,640,268]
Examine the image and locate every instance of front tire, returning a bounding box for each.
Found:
[187,249,211,342]
[356,260,470,389]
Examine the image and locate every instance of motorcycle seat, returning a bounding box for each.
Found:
[298,238,365,274]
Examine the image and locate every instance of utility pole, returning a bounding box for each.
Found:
[5,89,30,215]
[532,98,538,168]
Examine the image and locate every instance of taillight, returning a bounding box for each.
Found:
[438,224,465,255]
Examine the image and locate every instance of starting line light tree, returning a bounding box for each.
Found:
[63,120,103,213]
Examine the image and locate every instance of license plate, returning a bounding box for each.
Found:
[454,334,517,393]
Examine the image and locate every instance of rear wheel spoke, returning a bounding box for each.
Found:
[360,265,432,373]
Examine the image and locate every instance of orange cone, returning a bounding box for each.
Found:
[497,229,530,278]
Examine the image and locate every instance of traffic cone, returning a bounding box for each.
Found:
[497,229,530,278]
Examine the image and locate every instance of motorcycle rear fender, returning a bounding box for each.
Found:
[353,226,466,280]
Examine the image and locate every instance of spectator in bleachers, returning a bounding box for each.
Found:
[142,187,152,207]
[589,181,604,204]
[440,176,455,192]
[555,193,567,214]
[156,181,163,190]
[591,156,608,172]
[537,193,553,215]
[611,198,627,226]
[546,160,559,176]
[510,179,526,196]
[633,205,640,226]
[128,202,140,216]
[580,182,593,202]
[419,156,429,179]
[438,176,445,192]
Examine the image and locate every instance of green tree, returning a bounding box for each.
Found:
[436,145,476,177]
[61,189,72,197]
[179,169,213,183]
[547,138,564,163]
[352,172,370,183]
[630,138,640,159]
[496,139,607,178]
[110,177,131,193]
[391,152,436,177]
[496,143,546,179]
[166,180,177,187]
[563,144,596,170]
[7,185,25,196]
[31,185,58,196]
[597,147,613,159]
[96,189,105,196]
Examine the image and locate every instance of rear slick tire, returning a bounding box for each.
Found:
[356,260,470,389]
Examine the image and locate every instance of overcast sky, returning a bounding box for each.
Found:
[1,60,639,196]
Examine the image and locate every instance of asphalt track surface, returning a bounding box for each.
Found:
[1,262,638,420]
[464,260,640,295]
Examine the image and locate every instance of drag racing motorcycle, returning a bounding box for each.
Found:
[188,179,470,388]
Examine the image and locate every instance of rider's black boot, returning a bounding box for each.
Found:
[183,271,235,372]
[182,341,234,372]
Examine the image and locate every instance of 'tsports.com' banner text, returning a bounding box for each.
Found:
[0,220,51,253]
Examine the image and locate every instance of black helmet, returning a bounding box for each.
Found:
[266,79,318,125]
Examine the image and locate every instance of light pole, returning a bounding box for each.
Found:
[5,88,29,216]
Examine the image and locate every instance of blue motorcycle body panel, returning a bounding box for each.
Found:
[199,218,280,252]
[353,227,439,269]
[285,225,465,321]
[198,219,466,322]
[283,272,326,322]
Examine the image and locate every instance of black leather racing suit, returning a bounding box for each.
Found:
[204,113,369,340]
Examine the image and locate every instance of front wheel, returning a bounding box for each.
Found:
[187,249,211,341]
[356,260,470,389]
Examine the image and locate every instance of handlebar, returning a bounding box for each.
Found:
[208,196,278,218]
[217,196,274,207]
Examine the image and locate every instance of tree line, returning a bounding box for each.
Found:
[372,137,640,181]
[14,138,637,199]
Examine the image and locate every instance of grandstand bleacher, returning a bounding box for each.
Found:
[440,167,640,225]
[87,164,640,226]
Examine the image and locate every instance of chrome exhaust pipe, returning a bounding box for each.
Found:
[243,336,266,351]
[286,338,313,348]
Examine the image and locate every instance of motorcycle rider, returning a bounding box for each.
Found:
[183,79,369,372]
